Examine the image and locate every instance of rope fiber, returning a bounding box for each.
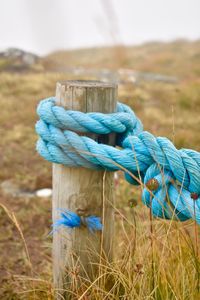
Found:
[36,97,200,228]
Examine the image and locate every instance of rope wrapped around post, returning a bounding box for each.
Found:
[36,97,200,225]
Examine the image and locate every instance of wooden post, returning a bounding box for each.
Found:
[52,80,117,298]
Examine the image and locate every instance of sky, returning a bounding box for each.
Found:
[0,0,200,55]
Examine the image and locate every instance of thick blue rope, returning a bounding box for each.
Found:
[36,97,200,227]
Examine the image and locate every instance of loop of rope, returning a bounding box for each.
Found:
[37,97,143,137]
[36,97,200,225]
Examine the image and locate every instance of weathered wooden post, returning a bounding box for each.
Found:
[53,80,117,298]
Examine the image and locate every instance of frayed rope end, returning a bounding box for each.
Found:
[51,209,103,234]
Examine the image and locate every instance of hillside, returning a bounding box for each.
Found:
[43,39,200,79]
[0,40,200,298]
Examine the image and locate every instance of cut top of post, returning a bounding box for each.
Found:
[58,80,117,88]
[55,80,117,112]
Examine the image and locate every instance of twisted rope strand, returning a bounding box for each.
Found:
[37,97,143,136]
[36,97,200,224]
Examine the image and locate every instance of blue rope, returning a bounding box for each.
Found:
[52,210,102,232]
[36,97,200,227]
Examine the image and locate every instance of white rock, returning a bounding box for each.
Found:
[36,188,52,198]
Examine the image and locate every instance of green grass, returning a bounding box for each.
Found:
[0,40,200,299]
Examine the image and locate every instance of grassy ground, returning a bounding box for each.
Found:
[0,41,200,299]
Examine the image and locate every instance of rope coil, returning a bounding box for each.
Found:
[36,97,200,226]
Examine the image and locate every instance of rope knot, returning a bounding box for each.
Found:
[36,97,200,225]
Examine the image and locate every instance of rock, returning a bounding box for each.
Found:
[1,180,19,197]
[0,48,38,65]
[0,180,52,199]
[35,188,52,198]
[0,180,35,198]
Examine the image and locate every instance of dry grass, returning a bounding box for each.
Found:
[1,180,199,299]
[0,41,200,299]
[45,40,200,78]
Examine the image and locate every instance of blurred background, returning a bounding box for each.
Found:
[1,0,200,54]
[0,0,200,299]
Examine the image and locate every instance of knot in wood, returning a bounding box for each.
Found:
[80,216,88,227]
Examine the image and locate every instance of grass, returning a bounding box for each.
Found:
[45,39,200,78]
[0,40,200,299]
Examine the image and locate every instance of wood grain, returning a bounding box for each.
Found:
[52,80,117,298]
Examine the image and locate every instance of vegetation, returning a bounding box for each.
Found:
[0,40,199,299]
